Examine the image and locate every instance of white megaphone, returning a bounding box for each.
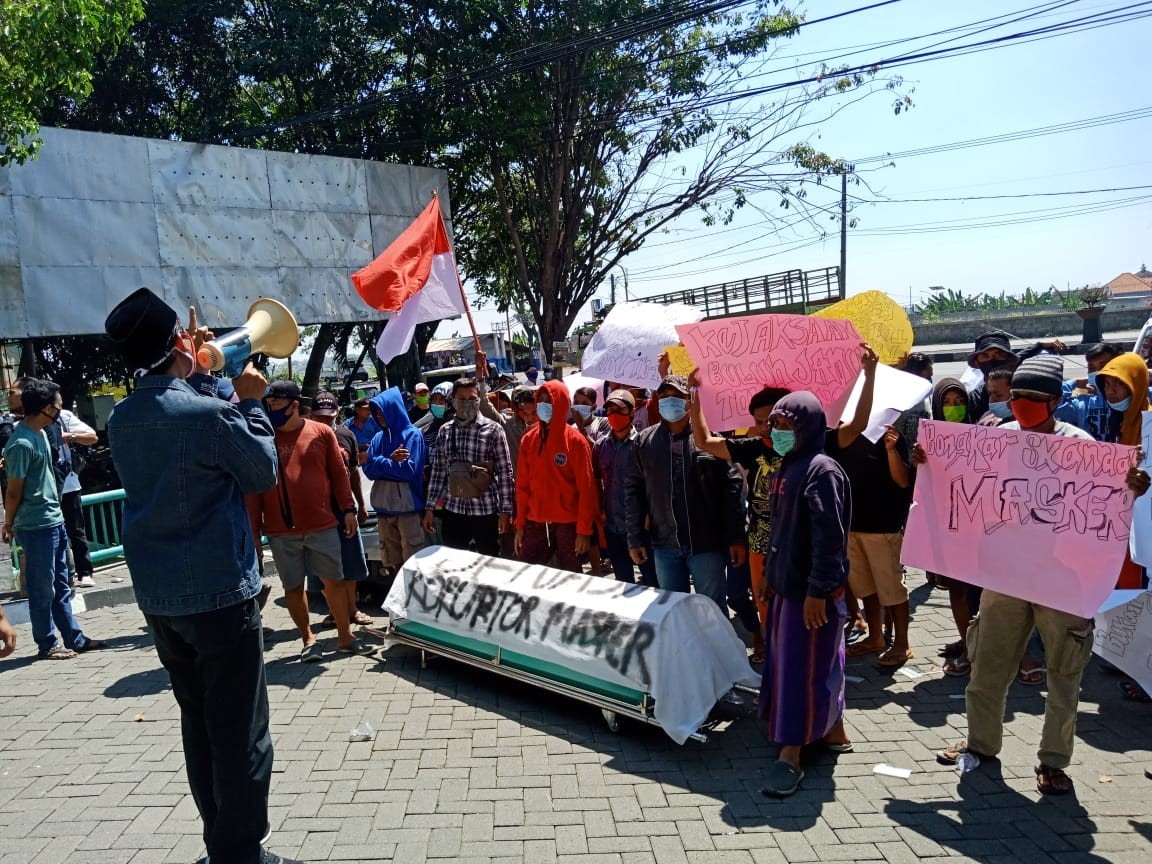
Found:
[197,298,299,376]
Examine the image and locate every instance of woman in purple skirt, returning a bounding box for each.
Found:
[758,391,853,797]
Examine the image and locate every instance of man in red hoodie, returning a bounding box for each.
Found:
[514,380,598,573]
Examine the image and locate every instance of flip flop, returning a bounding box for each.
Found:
[1035,763,1073,796]
[760,760,804,798]
[39,645,77,660]
[936,740,991,766]
[877,647,914,667]
[943,655,971,677]
[300,643,324,663]
[822,740,854,754]
[1016,664,1046,686]
[337,638,376,656]
[74,639,107,653]
[847,641,885,658]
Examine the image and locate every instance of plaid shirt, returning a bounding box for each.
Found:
[427,415,515,516]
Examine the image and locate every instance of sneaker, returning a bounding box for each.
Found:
[76,575,96,588]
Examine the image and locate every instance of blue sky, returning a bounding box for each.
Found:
[464,0,1152,338]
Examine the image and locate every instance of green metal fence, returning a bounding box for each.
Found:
[4,489,126,592]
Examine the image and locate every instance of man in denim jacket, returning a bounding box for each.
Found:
[105,288,296,864]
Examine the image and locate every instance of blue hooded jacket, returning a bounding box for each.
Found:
[362,387,426,513]
[764,392,851,601]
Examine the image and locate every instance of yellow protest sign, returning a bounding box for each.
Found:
[811,291,913,366]
[663,345,696,377]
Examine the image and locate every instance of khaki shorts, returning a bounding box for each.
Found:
[267,528,345,591]
[846,531,908,607]
[378,513,427,569]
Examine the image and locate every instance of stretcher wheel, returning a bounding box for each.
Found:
[601,709,621,734]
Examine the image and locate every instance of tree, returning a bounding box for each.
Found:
[398,1,906,348]
[0,0,144,164]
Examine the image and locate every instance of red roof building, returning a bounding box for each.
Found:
[1106,265,1152,297]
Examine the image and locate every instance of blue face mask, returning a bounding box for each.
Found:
[1087,371,1098,390]
[770,428,796,456]
[658,396,688,422]
[267,405,292,428]
[535,402,553,424]
[988,400,1013,420]
[430,403,447,419]
[1109,396,1132,412]
[571,404,593,420]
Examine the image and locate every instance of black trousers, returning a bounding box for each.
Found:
[440,509,501,557]
[60,489,93,577]
[146,599,272,864]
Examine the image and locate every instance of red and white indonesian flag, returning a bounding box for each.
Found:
[352,197,467,364]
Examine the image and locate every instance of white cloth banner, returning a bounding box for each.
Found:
[580,301,703,389]
[384,546,758,744]
[837,364,933,443]
[1094,589,1152,696]
[1129,412,1152,567]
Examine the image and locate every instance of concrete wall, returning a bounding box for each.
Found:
[912,306,1149,346]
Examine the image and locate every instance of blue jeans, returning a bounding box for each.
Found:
[19,523,88,654]
[652,546,727,611]
[604,529,658,587]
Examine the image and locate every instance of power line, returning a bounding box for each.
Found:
[851,182,1152,204]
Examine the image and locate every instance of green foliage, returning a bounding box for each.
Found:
[0,0,144,164]
[913,284,1112,317]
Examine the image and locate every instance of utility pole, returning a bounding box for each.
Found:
[839,171,848,297]
[610,273,616,305]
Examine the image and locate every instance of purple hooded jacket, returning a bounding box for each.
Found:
[764,392,851,601]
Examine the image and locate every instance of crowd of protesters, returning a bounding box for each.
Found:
[3,298,1151,849]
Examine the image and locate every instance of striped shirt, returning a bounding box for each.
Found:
[427,415,515,516]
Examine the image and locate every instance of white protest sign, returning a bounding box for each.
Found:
[1129,412,1152,567]
[562,373,605,397]
[838,364,933,443]
[580,301,704,389]
[1094,590,1152,696]
[384,545,758,744]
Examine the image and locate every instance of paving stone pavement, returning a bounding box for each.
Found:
[2,570,1150,864]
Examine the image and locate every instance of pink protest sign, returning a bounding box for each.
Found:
[675,314,862,432]
[902,420,1138,618]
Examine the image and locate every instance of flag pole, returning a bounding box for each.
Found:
[434,192,487,376]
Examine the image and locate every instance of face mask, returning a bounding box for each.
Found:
[543,371,553,381]
[607,413,632,432]
[1087,372,1098,390]
[526,373,538,384]
[942,404,967,423]
[535,402,553,424]
[1010,397,1052,429]
[572,404,592,420]
[267,405,292,429]
[770,429,796,456]
[415,395,430,408]
[1109,396,1132,412]
[658,396,687,422]
[988,400,1012,420]
[430,404,447,419]
[453,399,479,425]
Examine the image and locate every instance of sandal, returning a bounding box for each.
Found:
[300,643,324,663]
[760,760,804,798]
[847,641,885,658]
[877,647,914,667]
[337,638,376,656]
[938,640,965,658]
[39,645,77,660]
[1016,663,1046,686]
[822,739,854,754]
[74,639,107,653]
[943,655,971,677]
[1120,680,1152,703]
[352,610,374,626]
[1035,763,1073,796]
[320,614,337,627]
[936,739,991,766]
